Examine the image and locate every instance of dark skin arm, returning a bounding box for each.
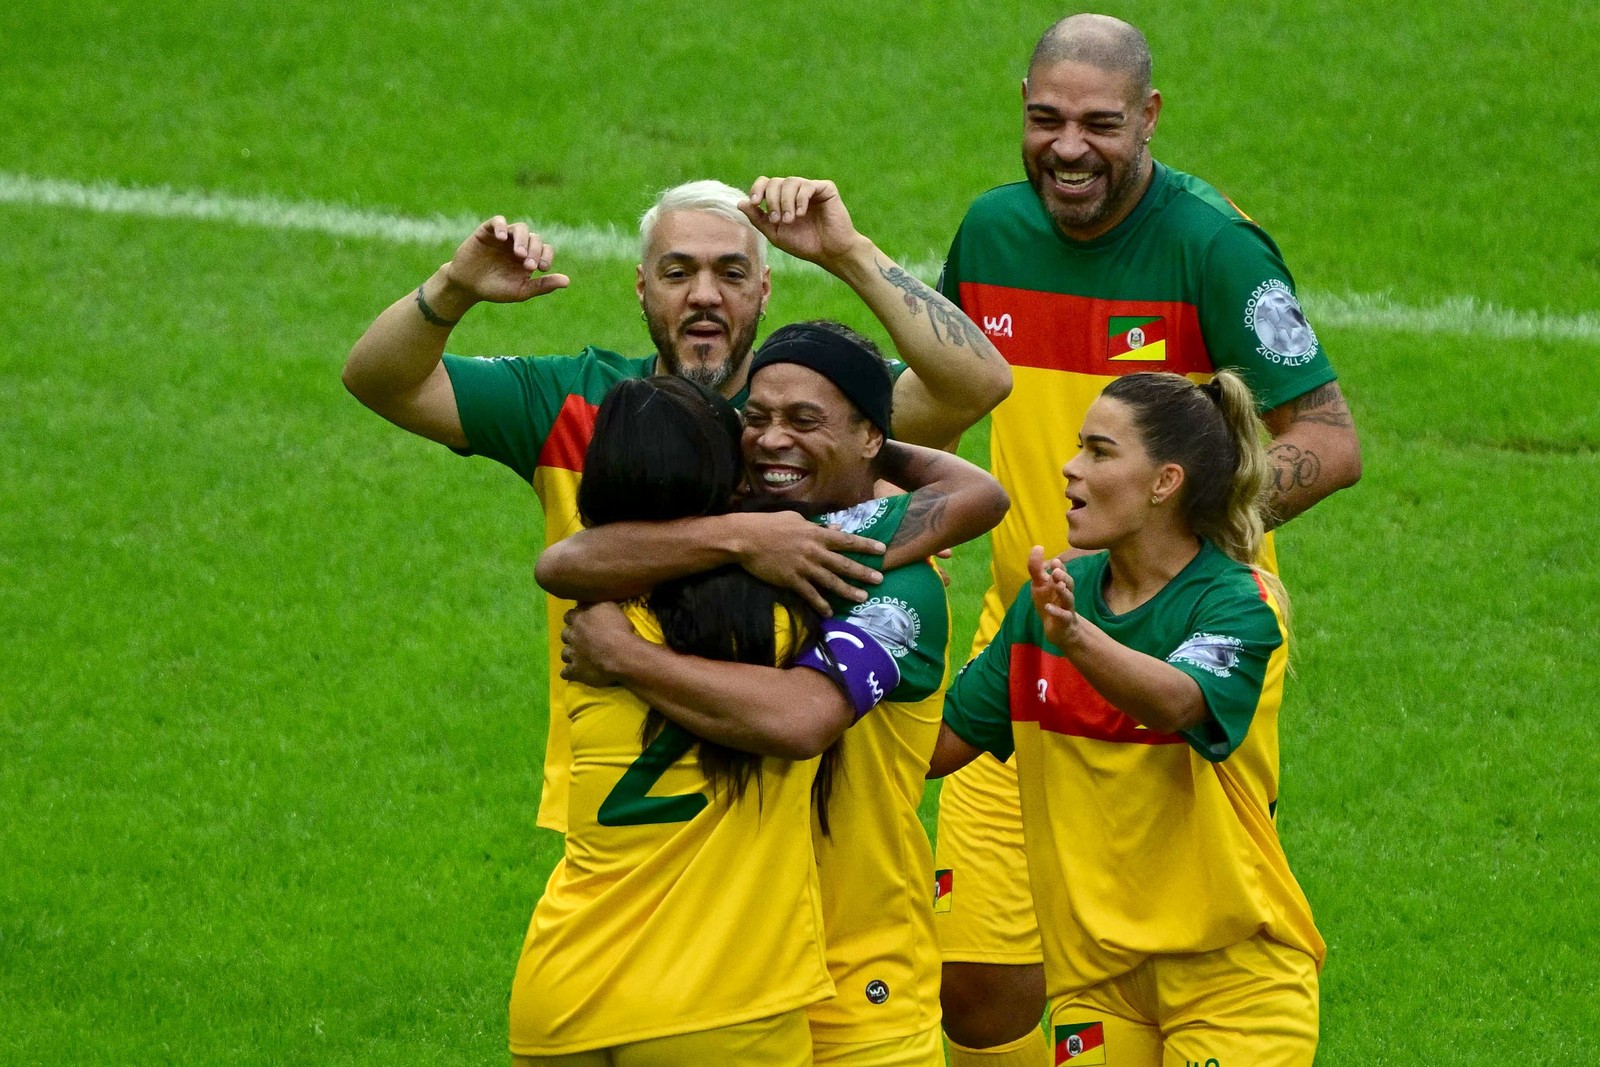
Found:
[534,441,1006,613]
[560,603,854,759]
[1259,380,1361,529]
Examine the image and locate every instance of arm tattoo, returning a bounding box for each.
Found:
[876,262,991,355]
[1286,381,1354,429]
[891,489,950,550]
[1266,442,1322,508]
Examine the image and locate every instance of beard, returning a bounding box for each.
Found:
[647,309,760,394]
[1025,140,1149,238]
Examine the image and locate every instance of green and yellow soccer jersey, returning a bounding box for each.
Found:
[939,166,1337,652]
[508,603,832,1056]
[444,348,749,833]
[806,494,953,1042]
[943,543,1324,995]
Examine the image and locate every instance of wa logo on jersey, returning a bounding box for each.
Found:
[1244,280,1318,366]
[848,596,921,659]
[981,312,1014,338]
[864,980,890,1005]
[819,498,891,535]
[1168,632,1244,677]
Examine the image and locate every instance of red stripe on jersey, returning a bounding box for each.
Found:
[538,394,601,473]
[1009,642,1185,746]
[958,283,1210,376]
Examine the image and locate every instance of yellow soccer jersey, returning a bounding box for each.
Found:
[808,548,953,1044]
[508,604,833,1056]
[944,546,1325,996]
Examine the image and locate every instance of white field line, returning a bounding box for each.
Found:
[6,172,1598,345]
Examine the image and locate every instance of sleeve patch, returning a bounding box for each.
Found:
[1166,632,1245,677]
[796,619,902,718]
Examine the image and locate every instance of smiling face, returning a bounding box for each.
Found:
[1062,395,1180,550]
[637,209,770,396]
[741,362,882,511]
[1021,59,1160,242]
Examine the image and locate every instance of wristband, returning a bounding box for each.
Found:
[414,284,461,328]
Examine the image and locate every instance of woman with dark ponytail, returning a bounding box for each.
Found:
[508,375,842,1066]
[931,370,1324,1066]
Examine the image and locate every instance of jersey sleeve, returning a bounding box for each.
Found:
[941,597,1026,761]
[441,352,585,480]
[1169,575,1286,762]
[794,618,902,719]
[1198,221,1338,412]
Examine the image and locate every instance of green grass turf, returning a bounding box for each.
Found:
[4,0,1598,1062]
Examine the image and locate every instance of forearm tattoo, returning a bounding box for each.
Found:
[894,489,951,550]
[876,262,991,355]
[1285,381,1355,428]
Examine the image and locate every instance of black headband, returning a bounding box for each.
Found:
[748,324,893,437]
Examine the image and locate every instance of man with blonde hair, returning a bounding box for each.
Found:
[342,175,1011,835]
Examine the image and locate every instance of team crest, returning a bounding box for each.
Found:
[1107,315,1167,362]
[818,498,891,536]
[1054,1021,1106,1065]
[933,869,953,913]
[848,596,921,658]
[1244,280,1318,366]
[1168,632,1244,677]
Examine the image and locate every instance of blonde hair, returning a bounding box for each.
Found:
[638,180,767,270]
[1100,370,1290,629]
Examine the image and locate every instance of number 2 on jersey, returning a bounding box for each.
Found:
[597,723,709,827]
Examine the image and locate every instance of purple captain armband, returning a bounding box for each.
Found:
[795,618,901,720]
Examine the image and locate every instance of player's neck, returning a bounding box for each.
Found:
[1102,527,1200,614]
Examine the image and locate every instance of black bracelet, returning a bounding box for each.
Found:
[414,284,461,328]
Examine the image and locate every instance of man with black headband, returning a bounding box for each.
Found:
[548,320,997,1066]
[343,176,1011,841]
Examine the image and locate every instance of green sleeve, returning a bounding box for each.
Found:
[817,494,950,702]
[1171,577,1285,762]
[937,227,963,306]
[442,352,584,481]
[1198,220,1338,412]
[941,602,1024,761]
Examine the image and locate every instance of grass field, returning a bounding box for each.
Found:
[4,1,1598,1063]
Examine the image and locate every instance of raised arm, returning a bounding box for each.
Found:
[341,217,570,446]
[1028,547,1206,733]
[740,177,1012,449]
[560,603,857,759]
[1259,380,1362,529]
[876,441,1009,569]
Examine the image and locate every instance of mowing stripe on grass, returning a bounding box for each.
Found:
[7,171,1599,345]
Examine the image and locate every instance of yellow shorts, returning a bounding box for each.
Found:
[812,1024,944,1067]
[1047,935,1319,1067]
[933,749,1042,965]
[512,1009,813,1067]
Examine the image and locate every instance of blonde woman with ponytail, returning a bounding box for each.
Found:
[930,370,1324,1067]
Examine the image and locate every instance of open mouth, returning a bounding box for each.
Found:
[1049,166,1101,195]
[1066,492,1087,513]
[755,465,808,493]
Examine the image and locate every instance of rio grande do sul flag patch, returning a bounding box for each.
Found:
[1107,315,1167,361]
[1055,1020,1107,1065]
[933,869,953,913]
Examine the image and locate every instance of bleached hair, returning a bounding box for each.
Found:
[638,180,767,269]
